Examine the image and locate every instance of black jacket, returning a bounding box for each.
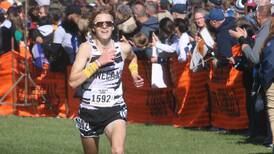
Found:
[0,26,12,54]
[215,17,238,58]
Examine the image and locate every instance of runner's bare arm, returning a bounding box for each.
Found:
[121,42,144,87]
[69,42,92,88]
[69,42,116,88]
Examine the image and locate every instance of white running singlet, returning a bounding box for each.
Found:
[80,40,125,109]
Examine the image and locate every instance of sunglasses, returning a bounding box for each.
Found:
[94,21,114,28]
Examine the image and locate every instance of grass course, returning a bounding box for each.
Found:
[0,116,271,154]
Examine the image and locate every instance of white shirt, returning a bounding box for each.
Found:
[178,32,191,62]
[0,19,12,29]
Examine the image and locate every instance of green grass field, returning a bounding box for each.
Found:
[0,116,271,154]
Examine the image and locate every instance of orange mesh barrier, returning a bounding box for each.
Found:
[208,45,248,129]
[0,51,79,118]
[123,60,176,125]
[0,52,16,115]
[0,48,248,129]
[66,66,80,118]
[170,57,210,128]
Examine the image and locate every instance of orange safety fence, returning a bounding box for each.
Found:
[123,60,176,125]
[0,52,15,115]
[208,45,248,129]
[0,48,249,129]
[0,50,79,118]
[170,57,210,128]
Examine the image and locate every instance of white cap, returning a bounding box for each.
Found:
[35,0,50,6]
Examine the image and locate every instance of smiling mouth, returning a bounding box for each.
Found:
[100,29,109,33]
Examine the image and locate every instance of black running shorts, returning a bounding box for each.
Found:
[75,105,127,137]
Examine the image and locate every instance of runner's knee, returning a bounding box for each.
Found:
[111,146,124,154]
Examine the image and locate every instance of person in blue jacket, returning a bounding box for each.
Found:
[207,7,237,67]
[259,17,274,151]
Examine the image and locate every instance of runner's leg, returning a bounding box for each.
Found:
[81,137,99,154]
[104,119,126,154]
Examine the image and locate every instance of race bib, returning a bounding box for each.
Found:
[89,89,115,107]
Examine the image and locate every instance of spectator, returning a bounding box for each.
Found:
[52,5,81,64]
[37,5,49,18]
[206,0,223,10]
[132,32,152,59]
[233,17,261,139]
[259,17,274,151]
[194,8,209,31]
[150,18,180,88]
[0,8,12,54]
[174,18,192,63]
[229,2,273,147]
[170,4,188,20]
[152,17,179,59]
[207,7,237,67]
[116,3,139,39]
[30,16,52,69]
[229,2,271,65]
[190,8,211,71]
[157,0,173,21]
[145,1,158,17]
[6,5,24,50]
[35,0,50,7]
[132,1,159,37]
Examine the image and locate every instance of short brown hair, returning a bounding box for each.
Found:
[132,32,149,48]
[88,6,114,29]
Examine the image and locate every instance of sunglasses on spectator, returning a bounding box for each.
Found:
[94,21,114,28]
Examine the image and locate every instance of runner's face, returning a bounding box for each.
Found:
[93,13,114,40]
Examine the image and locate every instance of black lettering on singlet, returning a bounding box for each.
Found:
[94,68,122,81]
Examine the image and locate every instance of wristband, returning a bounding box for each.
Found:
[238,36,249,45]
[82,61,99,78]
[129,62,138,75]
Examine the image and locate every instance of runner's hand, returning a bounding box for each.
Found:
[132,74,144,88]
[97,48,116,66]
